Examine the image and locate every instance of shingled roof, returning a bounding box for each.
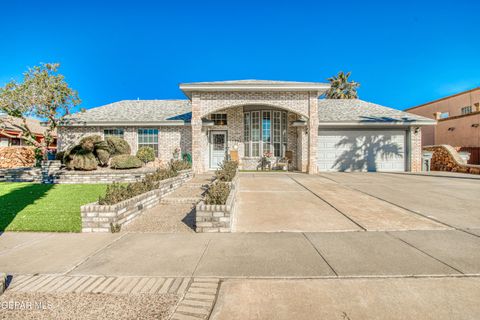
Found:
[62,98,434,126]
[63,100,192,125]
[318,99,435,124]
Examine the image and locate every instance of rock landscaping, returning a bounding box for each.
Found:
[424,145,480,175]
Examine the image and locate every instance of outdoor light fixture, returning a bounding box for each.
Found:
[202,118,214,126]
[414,127,420,134]
[291,120,307,127]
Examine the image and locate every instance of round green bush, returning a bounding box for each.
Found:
[110,154,143,169]
[65,151,98,171]
[94,141,111,166]
[136,147,155,164]
[106,137,131,156]
[79,135,102,152]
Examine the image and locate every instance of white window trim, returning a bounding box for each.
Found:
[244,110,287,157]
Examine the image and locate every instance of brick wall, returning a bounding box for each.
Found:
[57,125,192,163]
[409,128,422,172]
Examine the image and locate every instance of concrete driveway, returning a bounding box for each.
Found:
[234,173,450,232]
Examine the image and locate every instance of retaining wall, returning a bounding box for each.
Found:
[81,170,192,232]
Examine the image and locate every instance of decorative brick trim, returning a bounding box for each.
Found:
[195,175,239,233]
[81,170,193,232]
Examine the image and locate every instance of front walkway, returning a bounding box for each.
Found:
[234,173,447,232]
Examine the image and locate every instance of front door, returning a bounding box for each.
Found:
[210,131,227,169]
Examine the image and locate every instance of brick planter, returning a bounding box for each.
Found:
[81,170,192,232]
[195,175,239,233]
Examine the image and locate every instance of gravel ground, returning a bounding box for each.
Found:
[122,203,196,233]
[0,292,179,320]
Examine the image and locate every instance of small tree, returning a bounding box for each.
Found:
[325,71,360,99]
[0,63,80,159]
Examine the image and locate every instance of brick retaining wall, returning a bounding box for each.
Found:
[81,170,192,232]
[195,175,239,233]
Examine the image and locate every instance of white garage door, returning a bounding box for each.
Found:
[317,129,406,172]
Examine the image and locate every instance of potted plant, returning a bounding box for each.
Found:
[172,147,181,160]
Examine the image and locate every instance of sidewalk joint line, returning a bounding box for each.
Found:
[191,239,211,278]
[289,175,367,231]
[62,232,130,276]
[302,233,338,277]
[385,232,464,275]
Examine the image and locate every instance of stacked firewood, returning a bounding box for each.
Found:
[0,146,36,168]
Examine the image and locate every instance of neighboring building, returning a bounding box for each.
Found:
[58,80,435,173]
[405,87,480,164]
[0,115,57,149]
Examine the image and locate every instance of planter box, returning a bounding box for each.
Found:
[81,170,192,232]
[195,174,239,233]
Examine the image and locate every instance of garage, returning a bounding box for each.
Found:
[317,129,407,172]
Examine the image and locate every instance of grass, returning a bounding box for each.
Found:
[0,183,107,232]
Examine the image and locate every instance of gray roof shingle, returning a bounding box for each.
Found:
[63,100,192,125]
[318,99,435,124]
[62,98,434,126]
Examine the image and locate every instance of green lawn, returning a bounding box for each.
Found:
[0,183,107,232]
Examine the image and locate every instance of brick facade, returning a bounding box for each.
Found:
[409,127,422,172]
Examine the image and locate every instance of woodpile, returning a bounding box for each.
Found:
[0,146,36,169]
[424,145,480,175]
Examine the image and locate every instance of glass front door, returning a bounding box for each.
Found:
[209,131,227,169]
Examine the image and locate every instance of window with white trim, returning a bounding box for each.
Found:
[138,128,159,156]
[439,112,449,119]
[244,110,287,157]
[210,113,227,125]
[461,106,472,115]
[104,128,124,139]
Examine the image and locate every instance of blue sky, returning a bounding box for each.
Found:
[1,0,479,112]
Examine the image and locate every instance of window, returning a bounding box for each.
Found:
[461,106,472,115]
[244,110,287,157]
[210,114,227,125]
[104,128,124,139]
[439,112,449,119]
[138,128,159,156]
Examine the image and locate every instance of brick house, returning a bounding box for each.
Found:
[58,80,435,173]
[405,87,480,164]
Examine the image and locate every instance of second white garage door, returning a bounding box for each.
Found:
[317,129,406,172]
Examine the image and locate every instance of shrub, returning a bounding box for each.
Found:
[182,153,192,164]
[215,160,238,182]
[55,151,65,162]
[110,154,143,169]
[94,140,111,166]
[136,147,155,164]
[106,137,131,156]
[170,159,191,172]
[205,182,231,205]
[79,135,102,152]
[65,151,98,171]
[98,167,179,205]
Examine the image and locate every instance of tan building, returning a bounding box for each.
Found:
[405,87,480,163]
[59,80,435,173]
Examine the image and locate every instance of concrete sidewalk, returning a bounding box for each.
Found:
[1,230,479,278]
[211,277,480,320]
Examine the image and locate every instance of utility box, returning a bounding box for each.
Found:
[422,151,434,172]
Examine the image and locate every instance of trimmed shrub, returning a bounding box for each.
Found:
[98,168,179,205]
[65,151,98,171]
[170,159,192,172]
[94,141,110,166]
[106,137,131,156]
[79,135,102,152]
[215,160,238,182]
[136,147,155,164]
[110,154,143,169]
[205,182,231,205]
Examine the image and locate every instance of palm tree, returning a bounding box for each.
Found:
[325,71,360,99]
